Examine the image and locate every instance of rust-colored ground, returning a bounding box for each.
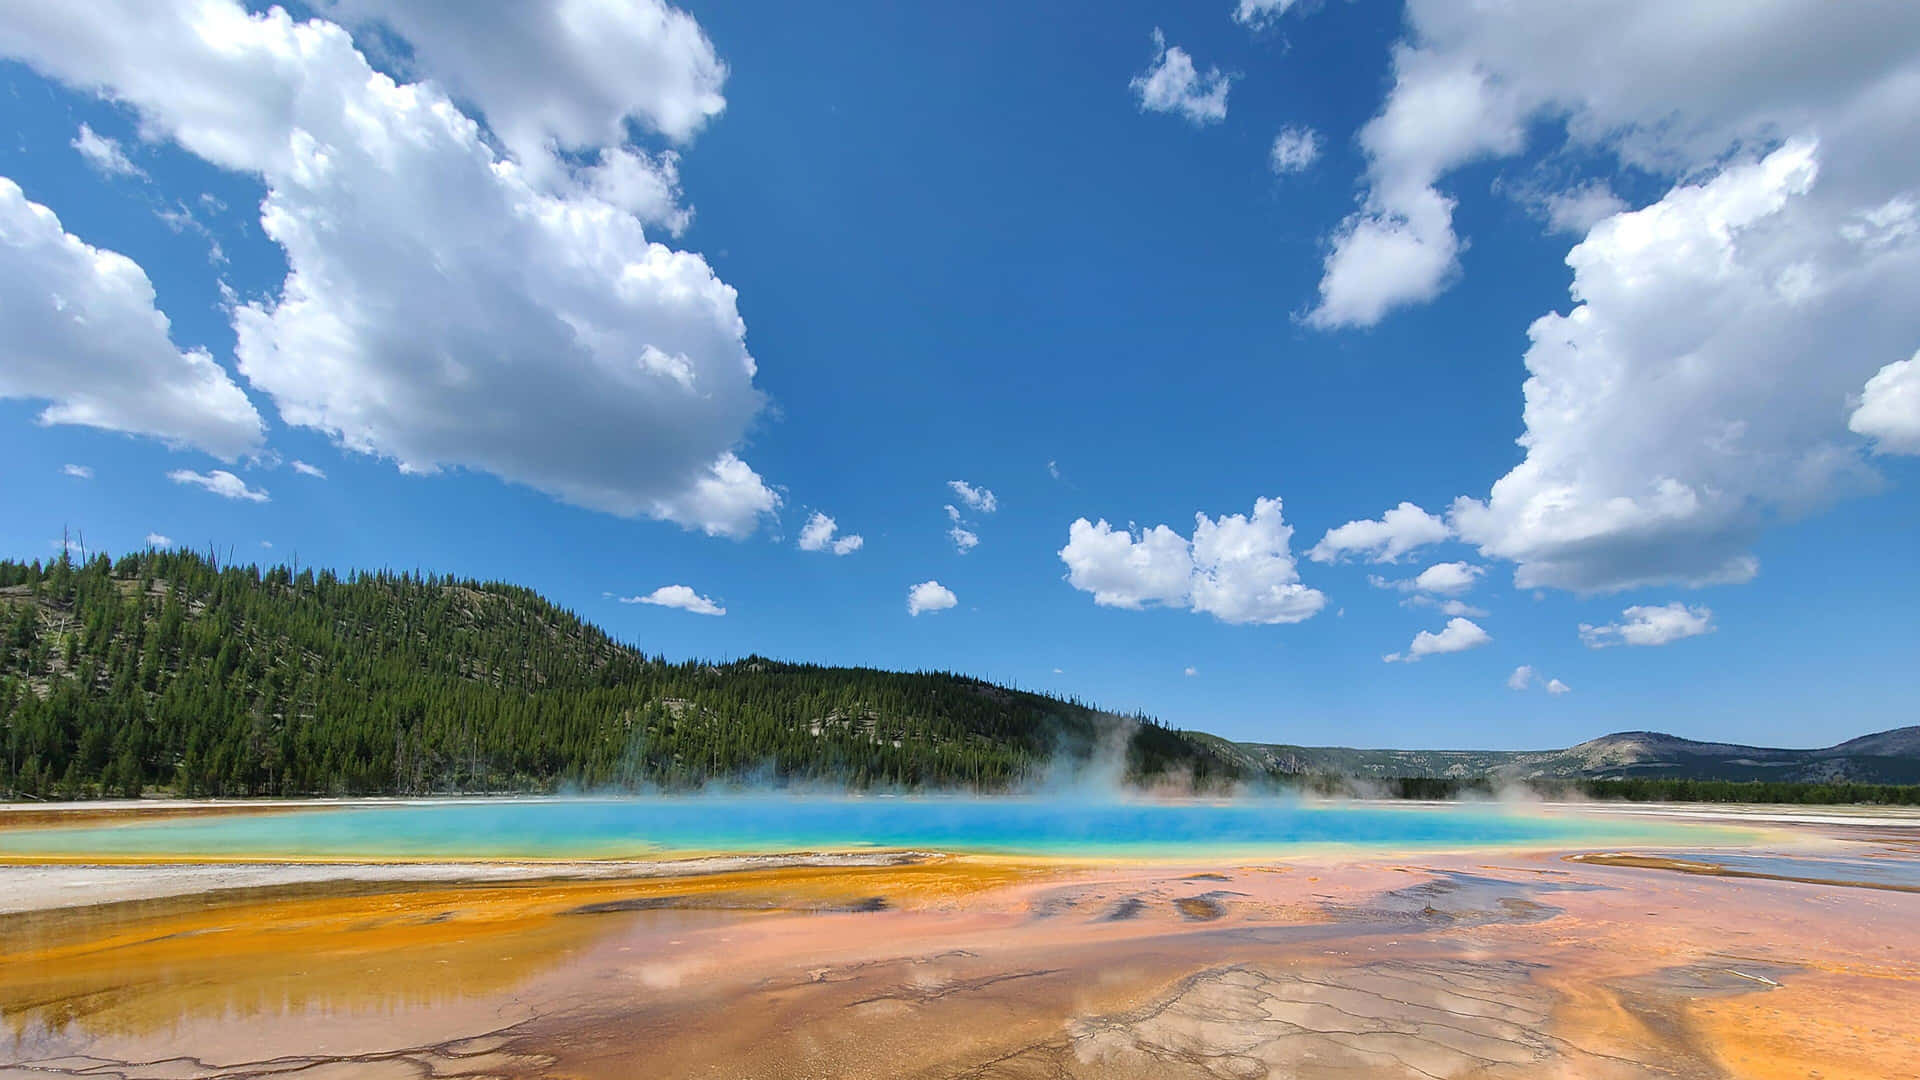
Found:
[2,821,1917,1078]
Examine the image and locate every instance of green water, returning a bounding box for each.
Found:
[0,797,1742,860]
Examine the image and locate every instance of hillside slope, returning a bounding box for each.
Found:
[0,550,1232,797]
[3,549,1913,800]
[1214,728,1920,785]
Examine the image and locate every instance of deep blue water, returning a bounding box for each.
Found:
[0,797,1740,860]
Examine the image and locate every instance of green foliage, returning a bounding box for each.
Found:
[1539,776,1920,805]
[0,549,1228,798]
[1263,773,1920,805]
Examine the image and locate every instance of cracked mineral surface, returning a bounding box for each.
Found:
[3,810,1918,1079]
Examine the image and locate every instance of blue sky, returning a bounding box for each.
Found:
[2,0,1917,749]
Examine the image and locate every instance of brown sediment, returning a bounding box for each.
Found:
[0,855,1055,1048]
[0,801,322,832]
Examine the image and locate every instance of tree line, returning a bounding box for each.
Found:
[0,549,1229,798]
[4,548,1912,805]
[1279,774,1920,805]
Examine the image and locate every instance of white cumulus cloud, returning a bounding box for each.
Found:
[1058,519,1192,610]
[1850,351,1920,454]
[1384,616,1491,663]
[1308,502,1450,564]
[320,0,723,235]
[145,533,171,547]
[797,511,863,555]
[322,0,725,152]
[1449,139,1919,592]
[1307,45,1522,328]
[1371,560,1483,596]
[1315,2,1920,593]
[168,468,268,503]
[1311,0,1920,331]
[1506,664,1534,690]
[0,0,777,539]
[1060,497,1326,626]
[1546,678,1571,695]
[61,463,93,479]
[907,580,957,616]
[1130,29,1232,126]
[0,178,264,460]
[620,584,725,616]
[1580,602,1714,648]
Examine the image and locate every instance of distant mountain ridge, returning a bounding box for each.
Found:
[1207,727,1920,785]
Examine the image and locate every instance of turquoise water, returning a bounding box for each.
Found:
[0,797,1740,860]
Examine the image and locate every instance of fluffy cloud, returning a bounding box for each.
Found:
[580,147,693,236]
[1850,352,1920,454]
[71,123,142,178]
[906,580,957,616]
[621,584,724,616]
[1269,127,1320,175]
[1058,519,1192,610]
[290,460,327,479]
[145,533,171,547]
[1233,0,1301,30]
[323,0,725,152]
[944,488,990,553]
[1308,502,1450,564]
[0,0,777,538]
[1183,665,1198,677]
[1372,560,1483,595]
[1451,139,1920,591]
[320,0,721,236]
[168,468,268,502]
[1307,46,1522,328]
[1130,30,1232,126]
[1315,0,1920,328]
[1384,616,1490,663]
[61,463,93,479]
[797,511,863,555]
[947,480,997,514]
[0,178,264,460]
[1579,602,1714,648]
[1315,2,1920,592]
[1508,665,1570,693]
[1060,497,1326,625]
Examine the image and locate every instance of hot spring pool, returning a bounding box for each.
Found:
[0,797,1748,861]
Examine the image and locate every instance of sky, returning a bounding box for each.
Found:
[2,0,1917,750]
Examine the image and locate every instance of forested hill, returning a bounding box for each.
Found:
[0,550,1235,798]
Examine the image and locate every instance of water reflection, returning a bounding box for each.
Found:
[0,858,1038,1058]
[1,880,740,1054]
